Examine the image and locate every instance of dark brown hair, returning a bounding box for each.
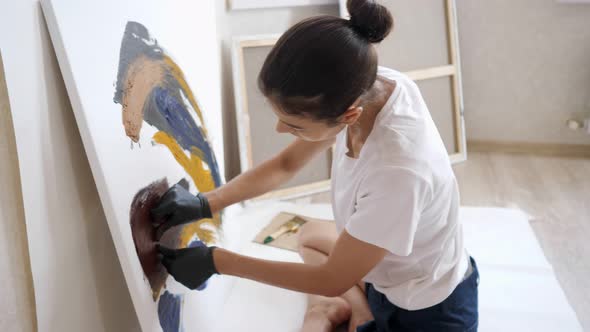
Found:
[258,0,393,123]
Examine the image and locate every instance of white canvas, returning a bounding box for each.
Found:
[230,0,338,10]
[40,0,236,331]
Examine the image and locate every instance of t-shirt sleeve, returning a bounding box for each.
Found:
[344,166,432,257]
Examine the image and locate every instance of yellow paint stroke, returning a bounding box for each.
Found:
[153,131,221,245]
[163,56,208,137]
[153,131,215,192]
[179,216,219,247]
[179,213,222,248]
[154,57,223,246]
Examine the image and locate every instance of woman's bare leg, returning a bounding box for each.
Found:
[299,244,351,332]
[298,221,374,332]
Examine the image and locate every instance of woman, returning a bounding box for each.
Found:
[153,0,479,331]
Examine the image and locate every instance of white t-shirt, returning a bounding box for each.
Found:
[331,67,469,311]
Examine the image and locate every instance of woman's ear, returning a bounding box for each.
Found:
[339,105,364,125]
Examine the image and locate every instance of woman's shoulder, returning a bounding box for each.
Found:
[377,66,412,84]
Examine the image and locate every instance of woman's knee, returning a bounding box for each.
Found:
[297,221,337,253]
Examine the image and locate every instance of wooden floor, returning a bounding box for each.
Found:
[299,151,590,330]
[453,151,590,330]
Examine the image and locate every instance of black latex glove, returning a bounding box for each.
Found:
[151,182,212,235]
[158,243,218,290]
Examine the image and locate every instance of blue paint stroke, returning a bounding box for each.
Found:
[158,291,182,332]
[145,87,221,187]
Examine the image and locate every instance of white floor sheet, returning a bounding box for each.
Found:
[219,203,582,332]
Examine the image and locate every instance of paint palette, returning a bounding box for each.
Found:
[254,213,333,252]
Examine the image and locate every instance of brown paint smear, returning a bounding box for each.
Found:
[121,55,165,142]
[130,178,180,300]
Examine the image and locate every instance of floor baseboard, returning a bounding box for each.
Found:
[467,140,590,158]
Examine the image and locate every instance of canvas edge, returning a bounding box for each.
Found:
[38,0,152,330]
[450,0,468,162]
[338,0,467,163]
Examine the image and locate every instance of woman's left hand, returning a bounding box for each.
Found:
[158,242,218,290]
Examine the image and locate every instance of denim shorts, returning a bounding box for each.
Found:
[358,257,479,332]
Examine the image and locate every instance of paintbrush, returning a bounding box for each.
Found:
[264,216,306,244]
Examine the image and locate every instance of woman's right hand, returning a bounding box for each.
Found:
[151,183,212,236]
[157,242,218,290]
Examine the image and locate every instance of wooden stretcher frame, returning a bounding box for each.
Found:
[233,0,466,202]
[340,0,467,163]
[229,0,338,10]
[232,35,333,202]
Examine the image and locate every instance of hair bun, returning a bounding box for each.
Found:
[347,0,393,43]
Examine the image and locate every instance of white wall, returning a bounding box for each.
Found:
[0,2,139,331]
[219,1,590,150]
[0,52,37,332]
[456,0,590,144]
[216,2,340,179]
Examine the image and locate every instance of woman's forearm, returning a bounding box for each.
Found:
[204,156,295,212]
[204,138,334,212]
[213,248,346,297]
